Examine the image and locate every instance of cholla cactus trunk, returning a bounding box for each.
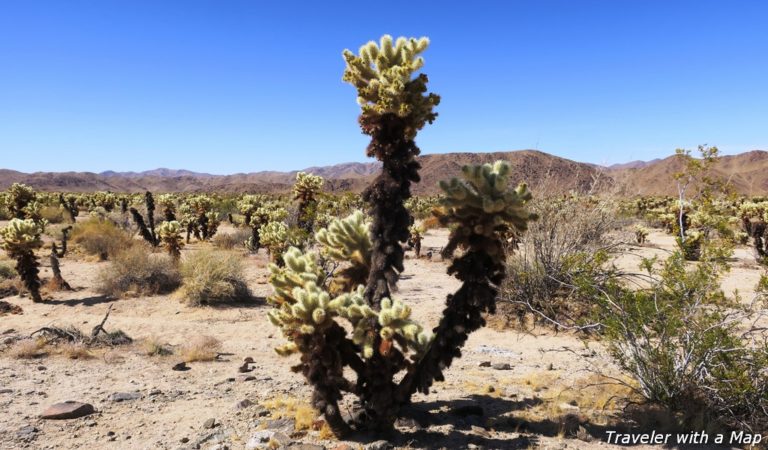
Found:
[17,251,42,302]
[129,208,158,246]
[361,113,420,307]
[120,198,128,214]
[56,226,72,257]
[198,213,209,240]
[145,192,157,243]
[49,247,72,290]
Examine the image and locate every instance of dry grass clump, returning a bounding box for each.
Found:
[179,249,250,305]
[179,335,221,362]
[72,217,134,260]
[140,335,173,356]
[261,396,319,431]
[8,338,47,358]
[211,229,250,250]
[0,260,16,280]
[0,261,19,300]
[97,245,181,298]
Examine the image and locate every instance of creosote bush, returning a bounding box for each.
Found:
[97,245,181,298]
[179,249,250,305]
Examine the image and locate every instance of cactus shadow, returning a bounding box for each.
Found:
[205,296,268,309]
[46,294,116,307]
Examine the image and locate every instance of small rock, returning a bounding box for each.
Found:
[288,445,325,450]
[234,399,253,410]
[203,418,217,429]
[253,406,269,417]
[491,362,511,370]
[245,430,275,449]
[0,388,13,394]
[271,431,291,446]
[172,361,189,371]
[108,391,141,402]
[243,356,254,364]
[238,363,253,373]
[36,366,46,371]
[16,425,38,440]
[265,417,294,432]
[40,401,95,420]
[237,374,256,382]
[148,389,162,396]
[86,421,97,427]
[365,440,393,450]
[332,445,354,450]
[478,361,491,367]
[180,437,190,443]
[471,425,491,438]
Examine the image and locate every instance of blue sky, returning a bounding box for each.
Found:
[1,1,766,174]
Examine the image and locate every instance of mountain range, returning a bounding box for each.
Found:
[2,149,768,196]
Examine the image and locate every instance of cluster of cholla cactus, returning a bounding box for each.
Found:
[293,172,324,233]
[157,194,177,221]
[0,218,45,302]
[8,183,36,219]
[156,220,184,260]
[179,195,220,242]
[266,36,535,435]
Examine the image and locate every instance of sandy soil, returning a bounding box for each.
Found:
[0,226,761,450]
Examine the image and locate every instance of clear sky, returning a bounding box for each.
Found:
[1,1,766,174]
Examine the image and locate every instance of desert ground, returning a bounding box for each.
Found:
[0,225,762,450]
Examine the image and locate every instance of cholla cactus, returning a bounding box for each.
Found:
[156,220,184,260]
[294,172,324,232]
[8,183,36,219]
[157,194,177,221]
[316,210,372,294]
[635,225,650,244]
[260,221,289,262]
[59,194,79,223]
[342,35,440,137]
[0,218,44,302]
[408,224,424,257]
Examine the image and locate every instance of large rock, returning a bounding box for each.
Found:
[40,401,95,420]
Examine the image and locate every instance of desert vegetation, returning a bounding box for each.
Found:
[0,36,766,450]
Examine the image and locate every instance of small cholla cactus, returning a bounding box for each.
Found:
[0,218,44,302]
[293,172,324,233]
[260,221,289,263]
[635,225,649,244]
[407,224,424,257]
[157,220,184,260]
[8,183,36,219]
[59,194,79,223]
[157,194,177,222]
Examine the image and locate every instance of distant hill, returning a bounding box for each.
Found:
[609,150,768,196]
[2,149,767,196]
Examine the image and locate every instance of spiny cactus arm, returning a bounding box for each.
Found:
[398,161,536,399]
[129,207,158,246]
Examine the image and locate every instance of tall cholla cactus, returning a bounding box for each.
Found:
[0,218,45,302]
[294,172,324,232]
[8,183,36,219]
[267,36,534,436]
[156,220,184,260]
[260,221,289,263]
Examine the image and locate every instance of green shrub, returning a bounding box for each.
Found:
[179,249,250,305]
[595,252,768,433]
[72,217,133,260]
[97,245,180,297]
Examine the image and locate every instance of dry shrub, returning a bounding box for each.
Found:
[59,342,93,359]
[179,249,250,305]
[72,217,134,260]
[0,261,16,280]
[97,245,181,298]
[211,229,251,250]
[141,335,173,356]
[8,338,47,358]
[40,205,65,223]
[500,196,623,329]
[179,335,221,362]
[0,300,22,315]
